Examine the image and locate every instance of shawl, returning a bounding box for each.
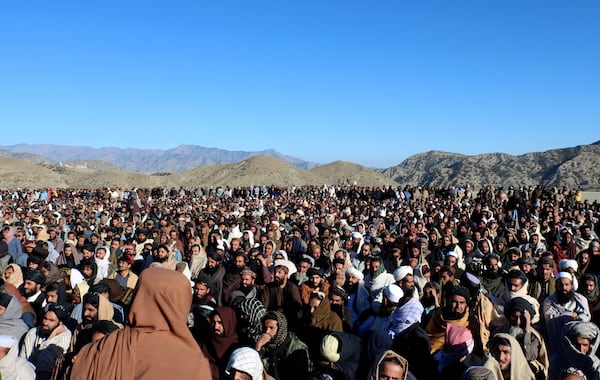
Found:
[55,244,82,268]
[203,306,239,380]
[0,291,29,341]
[3,263,23,287]
[70,267,211,380]
[205,306,239,360]
[368,350,409,380]
[426,307,471,354]
[236,297,267,343]
[492,333,535,380]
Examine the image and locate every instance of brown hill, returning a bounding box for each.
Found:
[309,161,394,186]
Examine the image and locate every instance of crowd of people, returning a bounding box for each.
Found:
[0,184,599,380]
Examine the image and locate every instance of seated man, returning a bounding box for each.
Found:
[20,303,72,380]
[549,321,600,380]
[490,333,536,380]
[255,310,313,380]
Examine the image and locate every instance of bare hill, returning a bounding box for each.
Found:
[0,158,68,188]
[381,144,600,188]
[173,156,318,187]
[310,161,395,186]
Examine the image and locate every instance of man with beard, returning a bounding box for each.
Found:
[255,311,312,380]
[365,255,394,312]
[543,272,591,353]
[549,321,600,380]
[145,243,177,271]
[490,333,536,380]
[357,284,403,336]
[530,256,556,304]
[261,260,302,332]
[20,269,46,324]
[344,267,370,328]
[222,252,247,305]
[329,285,352,332]
[20,303,72,380]
[200,248,226,307]
[290,254,314,286]
[493,297,549,380]
[300,267,330,306]
[388,273,423,339]
[426,285,475,354]
[230,267,260,304]
[70,292,121,355]
[202,306,239,380]
[491,269,540,328]
[479,253,505,299]
[189,275,217,343]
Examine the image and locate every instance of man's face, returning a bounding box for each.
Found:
[329,294,344,306]
[41,311,61,336]
[234,255,245,268]
[400,275,415,293]
[378,360,404,380]
[82,266,93,278]
[542,264,553,281]
[507,277,524,293]
[348,274,359,286]
[334,263,344,275]
[110,240,120,251]
[450,295,468,316]
[3,266,13,280]
[557,277,573,295]
[23,279,40,297]
[573,336,591,354]
[211,313,224,336]
[46,291,58,304]
[191,246,201,256]
[492,343,512,372]
[241,274,255,288]
[83,303,99,321]
[298,262,310,273]
[586,279,596,294]
[440,272,452,284]
[118,260,131,272]
[82,249,94,260]
[193,283,209,300]
[274,267,287,284]
[230,240,241,252]
[28,261,39,271]
[207,257,219,269]
[310,274,322,288]
[371,261,380,273]
[96,249,106,260]
[263,319,278,340]
[309,297,321,314]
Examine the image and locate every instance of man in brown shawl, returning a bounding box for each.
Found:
[71,267,211,379]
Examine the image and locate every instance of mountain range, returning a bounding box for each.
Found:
[1,141,599,189]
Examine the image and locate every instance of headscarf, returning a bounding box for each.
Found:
[71,268,211,380]
[0,291,29,341]
[226,347,264,380]
[43,262,63,285]
[368,350,409,380]
[55,243,82,267]
[262,311,288,352]
[2,263,23,287]
[434,324,474,372]
[206,306,239,360]
[236,298,267,343]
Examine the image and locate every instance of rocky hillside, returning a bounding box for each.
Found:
[380,142,600,188]
[0,144,318,173]
[0,156,391,189]
[1,141,599,189]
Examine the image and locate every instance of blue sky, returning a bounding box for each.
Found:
[1,1,598,168]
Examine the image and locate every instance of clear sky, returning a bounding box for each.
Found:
[1,1,598,168]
